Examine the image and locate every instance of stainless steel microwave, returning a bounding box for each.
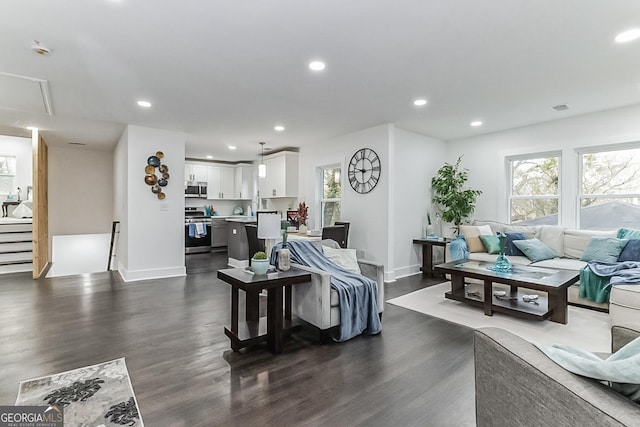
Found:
[185,182,207,198]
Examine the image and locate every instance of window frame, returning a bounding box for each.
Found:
[318,163,342,228]
[0,155,17,196]
[576,143,640,229]
[506,151,562,225]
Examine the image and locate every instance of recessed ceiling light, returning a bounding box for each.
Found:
[206,155,213,159]
[470,121,483,127]
[228,146,236,150]
[137,100,151,108]
[413,99,428,106]
[615,28,640,43]
[274,125,285,132]
[309,61,326,71]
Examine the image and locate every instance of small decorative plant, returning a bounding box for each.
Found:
[252,251,267,260]
[251,251,269,274]
[432,156,482,235]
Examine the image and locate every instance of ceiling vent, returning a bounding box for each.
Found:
[552,104,569,112]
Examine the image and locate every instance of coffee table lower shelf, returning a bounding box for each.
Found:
[445,285,552,322]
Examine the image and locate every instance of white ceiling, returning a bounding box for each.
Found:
[1,1,640,161]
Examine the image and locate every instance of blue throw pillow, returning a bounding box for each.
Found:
[618,239,640,262]
[513,238,559,263]
[504,232,526,256]
[580,237,628,263]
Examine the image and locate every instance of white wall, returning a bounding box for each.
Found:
[0,135,31,199]
[114,125,186,281]
[447,103,640,228]
[49,146,114,241]
[392,127,447,278]
[299,124,391,275]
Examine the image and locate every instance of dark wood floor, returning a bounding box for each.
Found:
[0,253,475,426]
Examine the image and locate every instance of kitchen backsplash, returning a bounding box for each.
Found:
[184,199,244,216]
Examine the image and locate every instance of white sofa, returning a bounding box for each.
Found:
[290,240,384,339]
[453,220,638,311]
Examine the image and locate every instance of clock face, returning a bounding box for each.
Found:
[348,148,381,194]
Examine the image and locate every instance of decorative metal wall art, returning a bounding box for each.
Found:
[144,151,169,199]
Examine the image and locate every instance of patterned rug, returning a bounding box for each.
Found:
[15,358,143,426]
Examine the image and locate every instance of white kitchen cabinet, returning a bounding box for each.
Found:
[185,163,207,183]
[207,166,235,199]
[234,164,254,200]
[260,152,298,198]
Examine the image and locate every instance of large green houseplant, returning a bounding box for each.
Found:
[431,156,482,235]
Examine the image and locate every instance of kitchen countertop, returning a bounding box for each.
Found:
[224,216,257,223]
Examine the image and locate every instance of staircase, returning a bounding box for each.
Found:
[0,221,33,274]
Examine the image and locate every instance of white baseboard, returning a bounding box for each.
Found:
[384,270,396,283]
[118,265,186,282]
[393,264,423,280]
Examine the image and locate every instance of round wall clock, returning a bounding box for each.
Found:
[347,148,381,194]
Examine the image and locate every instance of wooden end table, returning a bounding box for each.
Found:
[217,267,311,354]
[413,238,452,277]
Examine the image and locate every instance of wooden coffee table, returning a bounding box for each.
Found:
[435,260,579,324]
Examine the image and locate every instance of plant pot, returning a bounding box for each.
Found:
[251,258,270,275]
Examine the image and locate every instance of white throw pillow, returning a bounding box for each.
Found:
[322,245,361,274]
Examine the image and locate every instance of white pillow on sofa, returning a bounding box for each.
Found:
[322,245,361,274]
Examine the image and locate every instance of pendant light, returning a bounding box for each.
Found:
[258,142,267,178]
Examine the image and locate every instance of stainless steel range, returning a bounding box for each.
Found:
[185,208,212,254]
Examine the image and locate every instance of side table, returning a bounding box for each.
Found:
[217,267,311,354]
[413,238,452,277]
[2,201,20,217]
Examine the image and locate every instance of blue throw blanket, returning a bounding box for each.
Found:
[588,261,640,287]
[270,240,381,341]
[449,236,469,261]
[538,336,640,402]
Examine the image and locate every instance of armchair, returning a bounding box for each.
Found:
[291,239,384,340]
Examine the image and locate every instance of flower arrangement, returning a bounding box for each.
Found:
[297,202,309,226]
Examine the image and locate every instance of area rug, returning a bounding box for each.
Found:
[15,358,144,426]
[387,282,611,353]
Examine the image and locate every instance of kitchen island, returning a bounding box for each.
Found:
[226,217,257,267]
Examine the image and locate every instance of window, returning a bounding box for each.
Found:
[0,156,16,196]
[320,166,341,227]
[579,146,640,230]
[508,154,560,225]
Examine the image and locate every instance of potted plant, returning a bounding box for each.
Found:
[251,251,270,275]
[431,156,482,235]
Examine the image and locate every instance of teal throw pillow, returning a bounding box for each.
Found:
[479,235,501,254]
[512,238,558,263]
[617,228,640,239]
[580,237,628,263]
